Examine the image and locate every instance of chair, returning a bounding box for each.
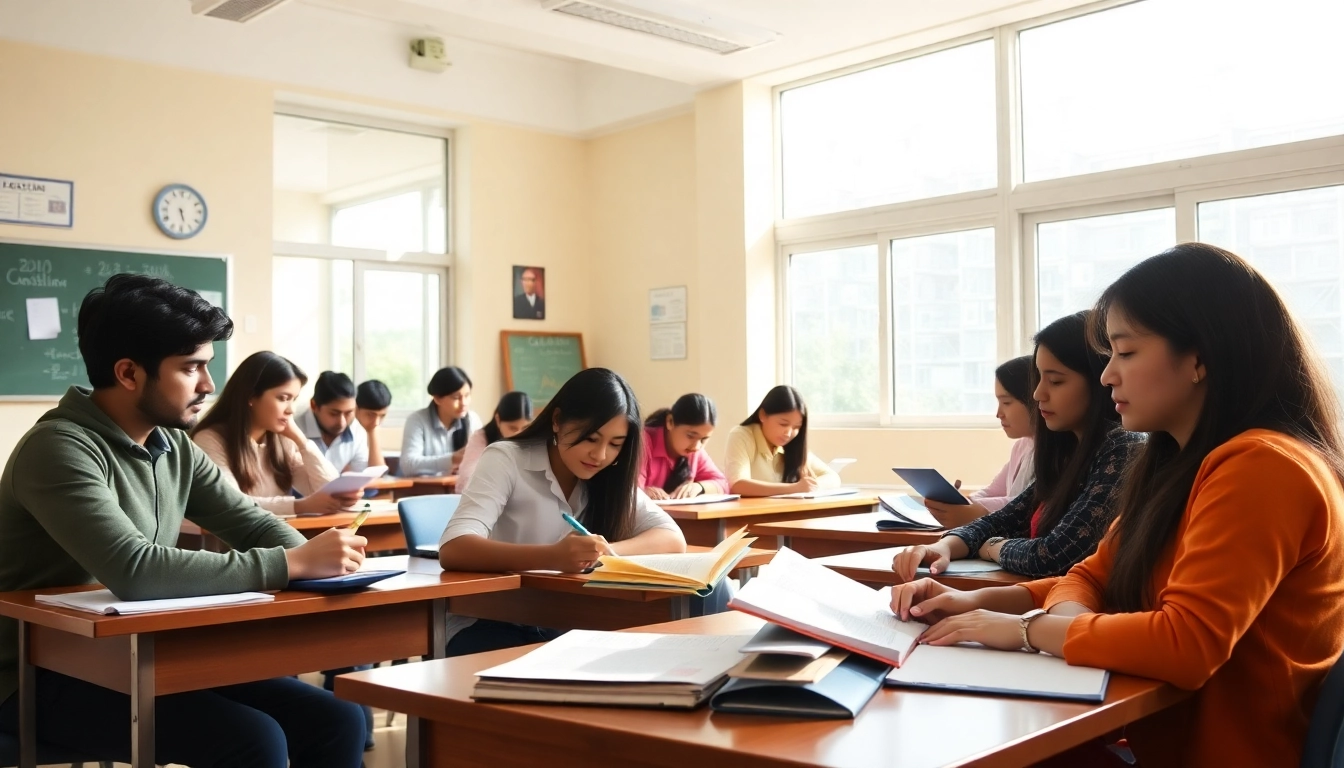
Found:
[398,495,460,559]
[0,732,113,768]
[1302,654,1344,767]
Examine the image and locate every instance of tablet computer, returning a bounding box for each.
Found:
[890,468,970,505]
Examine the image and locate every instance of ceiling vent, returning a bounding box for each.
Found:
[541,0,777,55]
[191,0,296,23]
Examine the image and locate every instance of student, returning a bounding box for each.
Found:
[923,355,1037,527]
[457,391,532,491]
[192,352,362,517]
[724,385,839,497]
[400,366,483,477]
[889,244,1344,768]
[438,368,687,655]
[640,393,729,500]
[355,379,391,473]
[892,312,1142,579]
[296,371,380,472]
[0,275,366,767]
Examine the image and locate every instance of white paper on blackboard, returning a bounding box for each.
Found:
[26,297,61,340]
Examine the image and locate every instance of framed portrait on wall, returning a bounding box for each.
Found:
[512,265,546,320]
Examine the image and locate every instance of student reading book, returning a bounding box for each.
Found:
[400,366,484,477]
[890,244,1344,768]
[724,386,839,497]
[639,394,729,500]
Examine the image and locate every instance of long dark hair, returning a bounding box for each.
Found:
[1095,243,1344,612]
[995,355,1033,406]
[192,351,307,494]
[646,393,717,492]
[1030,312,1121,537]
[741,386,810,484]
[482,391,533,444]
[508,368,642,541]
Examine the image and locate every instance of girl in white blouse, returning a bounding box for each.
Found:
[439,368,687,655]
[192,352,361,518]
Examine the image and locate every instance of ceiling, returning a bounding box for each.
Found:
[303,0,1088,88]
[274,115,444,197]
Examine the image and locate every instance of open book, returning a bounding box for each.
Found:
[584,526,755,596]
[36,589,274,615]
[317,465,389,495]
[886,643,1108,702]
[876,494,943,531]
[770,487,860,500]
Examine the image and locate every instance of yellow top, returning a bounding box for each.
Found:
[723,424,839,488]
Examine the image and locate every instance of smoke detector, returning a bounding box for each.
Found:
[542,0,778,55]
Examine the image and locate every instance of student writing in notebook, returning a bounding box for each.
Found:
[0,275,366,767]
[640,393,729,500]
[724,386,839,497]
[890,244,1344,768]
[893,312,1142,579]
[457,391,533,491]
[192,353,361,517]
[438,368,686,655]
[400,365,483,476]
[296,371,379,473]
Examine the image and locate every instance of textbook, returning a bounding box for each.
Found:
[711,653,890,719]
[317,465,389,495]
[472,630,745,708]
[771,487,861,500]
[36,589,274,615]
[654,493,741,506]
[876,494,943,531]
[886,643,1109,702]
[585,527,755,596]
[738,623,834,659]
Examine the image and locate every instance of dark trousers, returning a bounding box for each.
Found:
[446,619,564,657]
[0,669,365,768]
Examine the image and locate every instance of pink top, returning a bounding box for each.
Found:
[970,437,1035,513]
[639,425,729,494]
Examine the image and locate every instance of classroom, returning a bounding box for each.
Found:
[1,0,1343,766]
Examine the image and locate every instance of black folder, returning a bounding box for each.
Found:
[709,654,891,719]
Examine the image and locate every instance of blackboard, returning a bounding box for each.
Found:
[500,331,586,407]
[0,239,229,398]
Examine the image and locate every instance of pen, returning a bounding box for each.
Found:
[347,503,372,534]
[561,512,616,556]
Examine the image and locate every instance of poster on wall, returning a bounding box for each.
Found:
[648,285,687,323]
[0,173,74,229]
[651,322,687,361]
[512,265,546,320]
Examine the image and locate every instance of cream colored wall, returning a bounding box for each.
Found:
[0,40,274,458]
[272,190,329,243]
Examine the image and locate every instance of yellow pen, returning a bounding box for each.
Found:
[347,504,372,534]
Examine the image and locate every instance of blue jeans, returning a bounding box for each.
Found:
[0,670,365,768]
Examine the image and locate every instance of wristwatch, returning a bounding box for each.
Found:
[1019,608,1048,653]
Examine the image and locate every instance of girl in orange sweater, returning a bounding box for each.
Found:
[890,243,1344,768]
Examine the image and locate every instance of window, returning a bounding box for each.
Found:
[1198,185,1344,401]
[788,245,880,415]
[1034,208,1176,321]
[780,40,996,219]
[360,266,443,410]
[891,229,996,416]
[1020,0,1344,182]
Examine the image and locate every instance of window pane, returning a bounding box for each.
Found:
[891,229,996,416]
[1198,185,1344,403]
[332,192,425,253]
[1021,0,1344,182]
[789,245,879,415]
[1036,209,1176,321]
[363,269,441,410]
[780,40,996,219]
[272,256,354,395]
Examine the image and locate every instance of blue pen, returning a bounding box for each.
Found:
[561,512,616,558]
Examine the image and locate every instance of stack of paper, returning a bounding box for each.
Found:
[472,630,747,708]
[584,526,755,596]
[36,589,274,615]
[876,494,943,531]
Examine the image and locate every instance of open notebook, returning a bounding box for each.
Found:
[36,589,274,615]
[585,527,755,596]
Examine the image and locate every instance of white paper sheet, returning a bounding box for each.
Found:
[26,297,61,340]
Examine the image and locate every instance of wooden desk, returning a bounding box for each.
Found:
[0,556,518,768]
[335,612,1188,768]
[661,496,878,546]
[439,547,776,630]
[749,512,944,557]
[366,476,414,500]
[815,547,1032,590]
[181,500,407,553]
[398,475,458,498]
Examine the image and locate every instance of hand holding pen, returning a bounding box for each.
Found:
[557,512,616,572]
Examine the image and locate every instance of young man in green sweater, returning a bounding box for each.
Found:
[0,275,368,767]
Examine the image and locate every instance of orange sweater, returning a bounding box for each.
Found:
[1041,429,1344,768]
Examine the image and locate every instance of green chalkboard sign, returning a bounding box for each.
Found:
[0,239,229,398]
[501,331,586,407]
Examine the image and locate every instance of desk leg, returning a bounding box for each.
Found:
[669,596,690,621]
[738,566,758,585]
[406,598,447,768]
[131,634,155,768]
[18,620,35,768]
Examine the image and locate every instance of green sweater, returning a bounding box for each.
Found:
[0,387,305,703]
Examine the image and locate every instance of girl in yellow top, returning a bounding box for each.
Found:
[725,386,838,497]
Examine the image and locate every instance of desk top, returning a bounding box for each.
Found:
[409,475,458,487]
[366,477,414,490]
[286,501,400,532]
[659,495,877,521]
[749,512,944,545]
[0,556,518,639]
[336,612,1186,768]
[815,547,1031,588]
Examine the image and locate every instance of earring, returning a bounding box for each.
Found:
[1193,374,1201,384]
[551,433,558,446]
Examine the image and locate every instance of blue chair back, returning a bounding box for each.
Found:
[398,495,460,557]
[1302,654,1344,768]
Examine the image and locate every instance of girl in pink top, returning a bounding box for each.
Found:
[640,394,729,500]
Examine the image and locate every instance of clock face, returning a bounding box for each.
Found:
[154,185,207,239]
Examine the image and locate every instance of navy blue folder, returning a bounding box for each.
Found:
[287,569,405,592]
[709,654,891,719]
